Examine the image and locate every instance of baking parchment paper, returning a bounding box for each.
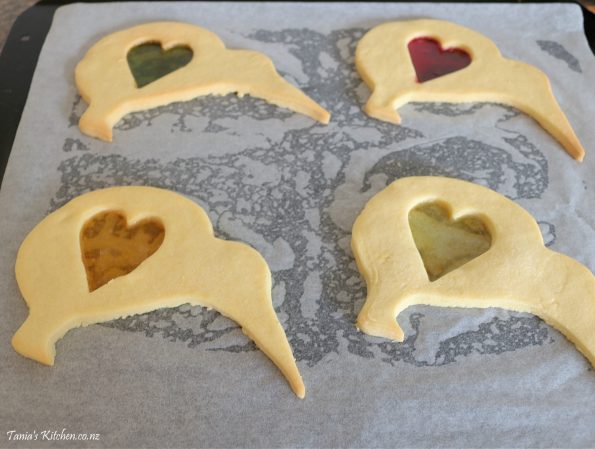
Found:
[1,2,594,447]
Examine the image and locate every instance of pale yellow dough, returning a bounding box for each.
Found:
[12,187,305,398]
[75,21,330,141]
[355,20,585,161]
[352,177,595,368]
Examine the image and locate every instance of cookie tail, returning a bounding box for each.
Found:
[239,304,306,399]
[356,285,409,342]
[229,52,330,125]
[79,102,115,142]
[247,74,330,125]
[535,253,595,368]
[12,311,61,366]
[364,88,404,125]
[501,62,585,161]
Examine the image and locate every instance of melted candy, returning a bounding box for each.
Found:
[408,37,471,83]
[81,212,165,292]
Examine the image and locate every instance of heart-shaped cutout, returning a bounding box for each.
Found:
[81,211,165,292]
[127,42,193,88]
[408,37,471,83]
[409,202,491,281]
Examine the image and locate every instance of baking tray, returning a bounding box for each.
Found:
[1,2,594,448]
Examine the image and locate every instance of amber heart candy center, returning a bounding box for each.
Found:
[127,42,193,88]
[409,202,491,281]
[81,211,165,292]
[408,37,472,83]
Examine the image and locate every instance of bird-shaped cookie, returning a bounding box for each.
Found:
[356,20,585,160]
[352,177,595,368]
[12,186,305,398]
[76,21,330,141]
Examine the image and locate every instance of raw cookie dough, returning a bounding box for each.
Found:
[76,21,330,141]
[352,176,595,368]
[12,186,305,398]
[355,19,585,161]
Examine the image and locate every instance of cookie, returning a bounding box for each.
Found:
[352,176,595,368]
[356,19,585,160]
[12,186,305,398]
[76,21,330,141]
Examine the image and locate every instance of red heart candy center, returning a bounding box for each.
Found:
[408,37,471,83]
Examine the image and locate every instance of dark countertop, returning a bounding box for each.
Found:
[0,0,37,53]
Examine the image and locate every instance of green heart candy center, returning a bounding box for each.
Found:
[127,42,193,88]
[409,202,492,281]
